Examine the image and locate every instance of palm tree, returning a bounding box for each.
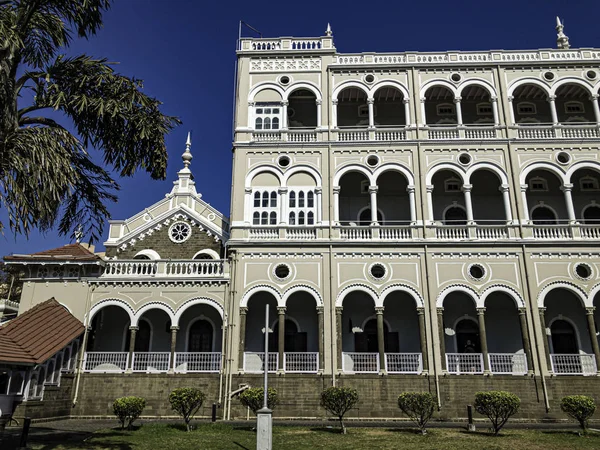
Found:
[0,0,180,242]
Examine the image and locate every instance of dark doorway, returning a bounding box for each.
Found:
[269,319,307,352]
[354,319,399,352]
[188,319,213,352]
[456,319,480,353]
[551,319,578,354]
[531,206,558,225]
[444,207,467,225]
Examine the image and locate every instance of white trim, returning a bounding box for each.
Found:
[356,205,385,223]
[174,297,225,324]
[437,285,479,308]
[519,162,567,185]
[465,162,509,185]
[538,283,589,308]
[425,163,466,186]
[379,285,424,308]
[282,285,323,307]
[192,249,220,260]
[479,286,525,309]
[132,302,175,327]
[134,249,161,260]
[336,284,378,308]
[88,299,135,324]
[507,78,551,97]
[360,315,392,333]
[270,314,302,334]
[333,164,375,186]
[372,163,415,185]
[240,285,282,308]
[530,203,559,222]
[442,203,467,223]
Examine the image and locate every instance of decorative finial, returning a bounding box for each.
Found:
[556,16,570,49]
[325,23,332,37]
[74,225,83,244]
[182,131,193,169]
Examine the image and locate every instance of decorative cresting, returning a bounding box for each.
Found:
[87,298,135,324]
[536,281,591,308]
[173,297,226,324]
[131,301,176,327]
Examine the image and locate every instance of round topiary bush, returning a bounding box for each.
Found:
[320,386,359,434]
[239,387,278,414]
[112,396,146,430]
[560,395,596,433]
[397,392,437,434]
[169,387,206,432]
[474,391,520,435]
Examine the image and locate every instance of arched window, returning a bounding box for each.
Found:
[255,118,263,130]
[551,319,578,354]
[583,205,600,224]
[298,211,305,225]
[264,117,271,129]
[456,319,480,353]
[272,117,280,130]
[437,103,455,116]
[253,212,260,225]
[288,188,317,226]
[580,176,599,191]
[188,319,213,352]
[565,101,585,114]
[517,102,537,115]
[444,206,467,225]
[444,178,461,192]
[529,177,548,192]
[289,212,296,225]
[298,191,305,208]
[359,209,383,226]
[307,211,314,225]
[261,191,269,207]
[254,191,261,207]
[289,191,296,207]
[269,211,277,225]
[261,212,268,225]
[45,361,54,384]
[270,191,277,207]
[28,373,39,398]
[307,191,314,207]
[36,368,45,397]
[531,206,557,225]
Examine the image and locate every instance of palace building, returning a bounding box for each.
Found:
[3,19,600,422]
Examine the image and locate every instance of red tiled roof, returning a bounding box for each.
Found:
[0,298,84,365]
[4,243,100,261]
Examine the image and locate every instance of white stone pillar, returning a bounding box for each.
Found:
[548,95,558,125]
[462,184,474,223]
[367,97,375,128]
[369,185,378,224]
[244,187,253,224]
[454,96,463,125]
[407,185,417,224]
[507,96,516,125]
[403,98,411,127]
[333,186,340,224]
[332,99,338,128]
[499,184,513,223]
[426,185,435,223]
[315,187,323,224]
[520,184,530,222]
[316,99,322,129]
[281,100,289,130]
[420,97,427,125]
[248,101,255,129]
[279,187,288,225]
[591,95,600,124]
[561,183,576,223]
[491,96,499,125]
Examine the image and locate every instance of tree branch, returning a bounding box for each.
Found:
[19,116,67,130]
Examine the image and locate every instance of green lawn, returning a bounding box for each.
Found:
[31,423,600,450]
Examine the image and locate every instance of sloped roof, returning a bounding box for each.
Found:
[0,298,84,365]
[4,243,100,261]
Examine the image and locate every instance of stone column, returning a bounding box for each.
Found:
[462,184,474,224]
[333,186,340,224]
[407,185,417,224]
[248,101,255,129]
[281,100,289,129]
[591,95,600,123]
[278,187,288,225]
[336,307,343,372]
[367,97,375,128]
[316,99,322,128]
[317,306,324,372]
[507,96,515,125]
[477,308,490,374]
[560,183,576,223]
[437,308,447,371]
[417,307,429,373]
[520,184,530,222]
[585,307,600,374]
[548,95,558,124]
[169,326,179,372]
[332,99,338,128]
[403,98,411,126]
[491,96,499,125]
[238,307,248,371]
[426,185,435,224]
[315,187,322,224]
[454,97,463,125]
[538,307,552,372]
[500,184,513,223]
[127,326,138,372]
[244,187,253,224]
[369,185,379,225]
[278,307,286,372]
[518,308,534,375]
[376,307,386,374]
[420,97,427,125]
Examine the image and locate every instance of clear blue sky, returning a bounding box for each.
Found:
[1,0,598,256]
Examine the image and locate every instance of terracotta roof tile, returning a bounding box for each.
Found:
[0,298,84,365]
[4,243,100,261]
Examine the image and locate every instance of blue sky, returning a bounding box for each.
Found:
[2,0,598,255]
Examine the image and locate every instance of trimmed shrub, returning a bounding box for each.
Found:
[169,388,206,432]
[474,391,520,435]
[239,387,278,414]
[397,392,437,434]
[560,395,596,433]
[113,396,146,430]
[320,387,359,434]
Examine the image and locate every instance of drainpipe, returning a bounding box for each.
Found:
[326,64,336,387]
[72,279,94,407]
[225,249,239,420]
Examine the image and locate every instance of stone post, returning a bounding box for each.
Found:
[403,97,411,126]
[538,307,552,372]
[315,187,323,224]
[281,100,289,130]
[491,96,499,125]
[591,95,600,124]
[477,308,490,374]
[560,183,576,223]
[417,307,429,374]
[238,307,248,371]
[367,97,375,128]
[369,185,379,225]
[169,326,179,373]
[332,99,338,128]
[316,99,322,128]
[548,95,558,124]
[278,187,288,225]
[376,307,386,374]
[407,185,417,224]
[277,307,286,372]
[127,326,138,372]
[317,306,324,373]
[437,308,447,371]
[426,185,435,224]
[462,184,474,224]
[507,96,515,125]
[244,187,253,224]
[518,308,534,375]
[332,186,340,224]
[454,97,463,125]
[336,307,343,372]
[500,184,513,223]
[520,184,530,222]
[585,307,600,374]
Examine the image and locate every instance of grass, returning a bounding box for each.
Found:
[25,423,600,450]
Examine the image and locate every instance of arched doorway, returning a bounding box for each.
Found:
[550,319,578,354]
[531,206,557,225]
[269,318,306,352]
[188,319,213,352]
[444,206,467,225]
[359,208,383,226]
[583,205,600,224]
[455,319,481,353]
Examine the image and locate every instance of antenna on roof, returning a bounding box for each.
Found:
[556,16,570,49]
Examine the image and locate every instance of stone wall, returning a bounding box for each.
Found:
[13,375,75,421]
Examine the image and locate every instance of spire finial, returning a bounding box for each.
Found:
[74,224,83,244]
[182,131,193,169]
[556,16,570,49]
[325,23,332,37]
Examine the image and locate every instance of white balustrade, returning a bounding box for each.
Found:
[561,125,600,138]
[532,225,572,239]
[551,354,597,376]
[252,131,281,142]
[83,352,129,373]
[488,353,527,375]
[580,225,600,239]
[435,226,469,240]
[250,41,282,51]
[475,226,508,240]
[165,260,224,277]
[464,127,497,139]
[375,129,406,141]
[285,227,317,240]
[338,130,369,141]
[288,130,317,142]
[290,39,323,50]
[249,228,279,239]
[132,352,171,373]
[517,126,555,139]
[103,261,157,277]
[340,226,372,240]
[283,352,319,373]
[427,128,460,140]
[244,352,278,373]
[384,353,422,374]
[174,353,221,373]
[379,226,412,240]
[342,352,380,373]
[446,353,484,374]
[102,260,226,278]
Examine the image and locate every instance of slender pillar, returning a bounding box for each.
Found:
[281,100,289,129]
[561,183,576,223]
[477,308,490,374]
[420,97,427,125]
[437,308,447,371]
[317,306,324,372]
[538,307,552,372]
[462,184,474,224]
[278,187,288,225]
[332,99,338,128]
[548,95,558,124]
[244,188,253,224]
[585,307,600,374]
[336,307,343,372]
[376,307,386,373]
[169,326,179,372]
[491,96,499,126]
[127,326,138,371]
[591,95,600,124]
[403,97,411,127]
[507,96,515,125]
[277,307,285,372]
[407,185,417,224]
[454,97,463,125]
[333,186,340,224]
[417,307,429,373]
[518,308,534,375]
[500,184,513,223]
[316,99,322,129]
[520,184,530,222]
[367,97,375,128]
[238,307,248,371]
[248,101,255,129]
[315,188,323,224]
[369,185,379,225]
[426,185,435,224]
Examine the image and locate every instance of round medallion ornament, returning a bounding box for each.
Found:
[169,221,192,243]
[207,213,216,222]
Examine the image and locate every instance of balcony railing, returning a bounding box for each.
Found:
[174,352,222,373]
[514,123,600,139]
[530,225,572,240]
[248,227,279,240]
[244,352,278,373]
[435,225,469,240]
[446,353,484,374]
[384,353,422,374]
[83,352,129,373]
[251,129,319,143]
[283,352,319,373]
[342,352,379,373]
[338,129,369,142]
[339,225,372,240]
[550,354,597,376]
[489,353,528,375]
[132,352,171,373]
[338,224,415,240]
[102,260,226,279]
[427,127,460,140]
[285,227,317,240]
[579,225,600,239]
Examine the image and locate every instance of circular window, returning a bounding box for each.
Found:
[556,151,571,165]
[543,71,555,81]
[274,264,291,280]
[458,153,472,166]
[370,263,386,280]
[574,263,592,280]
[586,70,597,80]
[364,74,375,84]
[468,264,486,281]
[451,73,462,83]
[366,155,379,167]
[169,221,192,243]
[278,155,290,168]
[279,75,291,85]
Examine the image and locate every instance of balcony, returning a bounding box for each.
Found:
[101,260,227,279]
[83,352,223,373]
[243,352,278,373]
[342,352,380,373]
[446,353,484,374]
[488,353,528,375]
[425,125,499,140]
[550,354,597,376]
[132,352,171,373]
[251,129,319,143]
[83,352,129,373]
[514,123,600,139]
[174,353,222,373]
[242,352,319,373]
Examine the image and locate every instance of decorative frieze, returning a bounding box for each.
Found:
[250,58,321,72]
